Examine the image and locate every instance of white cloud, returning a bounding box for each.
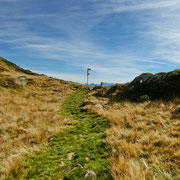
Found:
[0,0,180,83]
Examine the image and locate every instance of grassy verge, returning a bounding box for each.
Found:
[8,89,112,179]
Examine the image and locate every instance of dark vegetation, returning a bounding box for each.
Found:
[93,69,180,101]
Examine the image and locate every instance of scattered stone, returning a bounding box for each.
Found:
[68,163,83,171]
[17,76,28,85]
[85,156,91,161]
[88,86,94,90]
[59,161,65,167]
[76,163,83,168]
[68,152,74,160]
[84,170,96,179]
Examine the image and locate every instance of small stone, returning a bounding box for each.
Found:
[85,156,91,161]
[68,152,74,160]
[84,170,96,179]
[59,161,65,167]
[17,76,28,85]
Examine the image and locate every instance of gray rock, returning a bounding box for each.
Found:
[131,73,152,85]
[141,75,151,83]
[153,75,163,83]
[146,75,156,83]
[17,76,28,85]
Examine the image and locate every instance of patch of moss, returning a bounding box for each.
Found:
[146,72,154,76]
[173,69,180,74]
[156,72,167,76]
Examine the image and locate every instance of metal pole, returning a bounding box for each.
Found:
[87,68,91,86]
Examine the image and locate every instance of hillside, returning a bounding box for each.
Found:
[0,57,79,179]
[85,70,180,180]
[1,58,180,180]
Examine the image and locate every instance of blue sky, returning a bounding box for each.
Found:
[0,0,180,84]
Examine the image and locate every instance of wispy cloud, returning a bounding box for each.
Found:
[0,0,180,84]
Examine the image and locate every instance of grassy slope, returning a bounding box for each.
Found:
[0,57,38,75]
[9,90,112,179]
[0,58,78,179]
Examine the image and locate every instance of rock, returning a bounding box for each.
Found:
[59,161,65,167]
[68,152,74,160]
[17,76,28,85]
[141,75,151,83]
[131,73,152,85]
[85,156,91,161]
[93,104,103,109]
[125,69,180,100]
[82,101,94,106]
[146,75,156,83]
[84,170,96,179]
[88,86,94,90]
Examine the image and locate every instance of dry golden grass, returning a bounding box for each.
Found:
[0,71,76,179]
[86,93,180,180]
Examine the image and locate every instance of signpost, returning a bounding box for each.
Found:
[87,68,91,86]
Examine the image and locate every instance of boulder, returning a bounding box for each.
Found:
[123,70,180,100]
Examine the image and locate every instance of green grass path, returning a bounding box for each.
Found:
[16,89,112,179]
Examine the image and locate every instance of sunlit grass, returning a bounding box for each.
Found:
[87,92,180,180]
[0,68,76,179]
